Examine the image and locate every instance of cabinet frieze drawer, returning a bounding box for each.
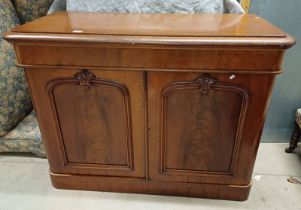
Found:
[14,44,284,73]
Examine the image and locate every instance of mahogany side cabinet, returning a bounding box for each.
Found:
[4,12,295,201]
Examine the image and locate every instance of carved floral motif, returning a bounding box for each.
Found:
[74,70,96,87]
[195,74,217,95]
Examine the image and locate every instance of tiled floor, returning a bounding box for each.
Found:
[0,143,300,210]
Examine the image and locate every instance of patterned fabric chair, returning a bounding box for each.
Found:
[0,0,53,157]
[286,108,301,153]
[0,111,45,157]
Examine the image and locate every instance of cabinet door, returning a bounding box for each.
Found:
[26,69,146,178]
[148,72,251,184]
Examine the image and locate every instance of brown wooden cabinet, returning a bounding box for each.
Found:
[4,12,295,201]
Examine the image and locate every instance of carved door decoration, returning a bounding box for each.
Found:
[148,73,249,183]
[46,69,138,177]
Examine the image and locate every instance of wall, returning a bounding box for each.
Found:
[249,0,301,142]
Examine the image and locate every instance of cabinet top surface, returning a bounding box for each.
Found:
[12,12,286,37]
[5,12,295,48]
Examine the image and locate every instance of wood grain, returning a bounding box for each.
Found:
[14,45,285,73]
[26,69,146,177]
[11,12,286,37]
[4,13,295,48]
[50,172,252,201]
[161,74,248,174]
[148,72,275,185]
[47,70,133,167]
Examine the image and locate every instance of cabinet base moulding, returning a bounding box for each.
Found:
[50,172,252,201]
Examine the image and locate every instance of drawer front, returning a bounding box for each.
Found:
[15,44,283,73]
[26,68,146,178]
[148,72,275,185]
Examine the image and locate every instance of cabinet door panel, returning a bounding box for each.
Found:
[163,81,246,173]
[26,69,145,178]
[48,71,132,167]
[148,72,250,184]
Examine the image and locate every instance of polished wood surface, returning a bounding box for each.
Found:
[4,12,295,48]
[48,70,132,166]
[26,69,146,177]
[157,74,248,173]
[5,33,295,48]
[13,45,285,73]
[11,12,286,37]
[50,172,252,201]
[148,72,275,185]
[4,12,295,201]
